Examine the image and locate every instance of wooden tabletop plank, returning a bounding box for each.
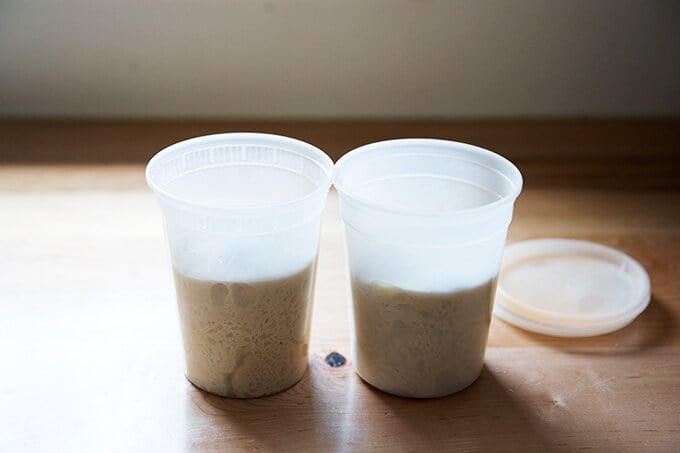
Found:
[2,118,680,190]
[0,165,678,451]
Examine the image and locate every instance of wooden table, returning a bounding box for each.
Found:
[1,165,678,451]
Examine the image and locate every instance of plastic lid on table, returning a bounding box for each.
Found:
[494,239,651,337]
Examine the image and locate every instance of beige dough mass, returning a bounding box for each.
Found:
[173,263,316,398]
[351,278,496,398]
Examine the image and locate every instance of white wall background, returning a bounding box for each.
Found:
[0,0,678,118]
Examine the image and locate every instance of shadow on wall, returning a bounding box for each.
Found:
[0,0,678,117]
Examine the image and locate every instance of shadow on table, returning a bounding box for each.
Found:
[181,351,353,451]
[506,295,675,356]
[181,353,550,451]
[346,365,550,451]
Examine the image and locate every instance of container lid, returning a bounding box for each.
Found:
[494,239,651,337]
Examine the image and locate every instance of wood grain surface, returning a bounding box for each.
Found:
[2,118,679,189]
[0,162,679,452]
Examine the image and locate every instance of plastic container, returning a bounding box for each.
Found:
[146,133,333,398]
[334,139,522,398]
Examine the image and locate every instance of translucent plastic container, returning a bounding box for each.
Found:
[146,133,333,398]
[334,139,522,398]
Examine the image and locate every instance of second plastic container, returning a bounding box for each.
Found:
[334,139,522,398]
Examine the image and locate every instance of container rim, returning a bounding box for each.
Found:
[145,132,334,213]
[333,138,523,218]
